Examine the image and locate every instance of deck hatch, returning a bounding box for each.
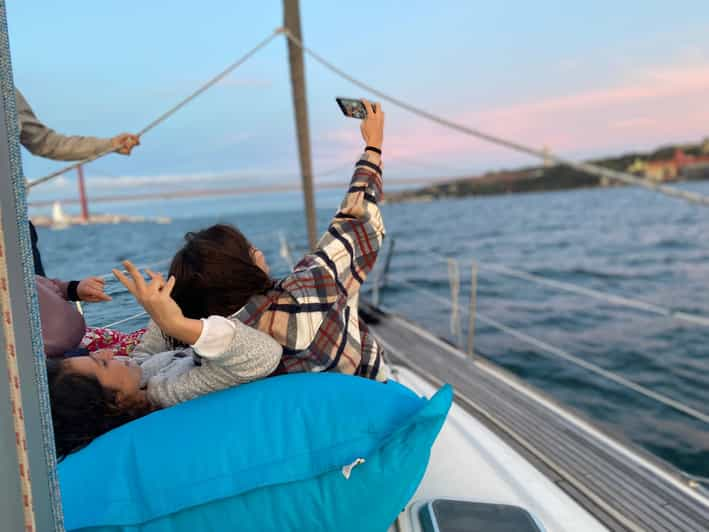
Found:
[418,499,544,532]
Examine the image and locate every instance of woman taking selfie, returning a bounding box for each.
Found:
[47,99,388,458]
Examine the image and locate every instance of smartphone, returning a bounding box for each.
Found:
[336,97,370,119]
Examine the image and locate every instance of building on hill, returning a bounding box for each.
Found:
[627,148,709,182]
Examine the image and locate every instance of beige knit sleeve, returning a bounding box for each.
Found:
[146,319,282,408]
[16,88,114,161]
[130,320,169,364]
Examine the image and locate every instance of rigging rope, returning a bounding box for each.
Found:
[0,222,38,531]
[282,29,709,208]
[387,274,709,425]
[100,310,147,330]
[28,29,281,189]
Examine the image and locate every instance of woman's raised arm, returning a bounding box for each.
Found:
[294,100,386,300]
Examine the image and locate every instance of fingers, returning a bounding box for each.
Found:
[122,260,147,292]
[113,262,172,304]
[112,270,137,301]
[165,275,176,295]
[84,276,106,292]
[360,99,382,117]
[91,349,114,361]
[145,269,167,293]
[83,277,112,302]
[87,289,112,302]
[115,133,140,155]
[112,260,144,297]
[359,98,384,148]
[145,269,164,283]
[125,134,140,152]
[361,98,374,116]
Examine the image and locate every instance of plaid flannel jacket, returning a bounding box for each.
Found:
[234,151,389,381]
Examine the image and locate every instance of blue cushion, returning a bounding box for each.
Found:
[59,373,452,531]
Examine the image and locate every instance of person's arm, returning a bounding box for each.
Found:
[15,89,139,161]
[294,100,385,301]
[145,316,282,408]
[46,276,111,302]
[35,276,86,357]
[249,101,384,354]
[44,278,70,300]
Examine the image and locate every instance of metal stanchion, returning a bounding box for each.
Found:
[467,260,478,357]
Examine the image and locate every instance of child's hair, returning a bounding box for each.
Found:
[46,358,152,460]
[168,224,273,322]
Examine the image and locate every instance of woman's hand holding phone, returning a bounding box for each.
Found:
[360,99,384,151]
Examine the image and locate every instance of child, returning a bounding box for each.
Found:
[47,296,282,459]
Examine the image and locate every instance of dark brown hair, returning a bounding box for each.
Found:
[46,358,153,460]
[169,224,273,323]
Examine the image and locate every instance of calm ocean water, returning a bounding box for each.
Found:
[37,181,709,478]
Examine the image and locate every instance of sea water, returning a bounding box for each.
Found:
[36,180,709,478]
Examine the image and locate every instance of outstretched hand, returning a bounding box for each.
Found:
[111,133,140,155]
[360,99,384,150]
[78,276,112,303]
[112,260,183,335]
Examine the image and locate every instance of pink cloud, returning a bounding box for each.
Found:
[465,63,709,152]
[610,117,658,129]
[476,66,709,119]
[319,61,709,173]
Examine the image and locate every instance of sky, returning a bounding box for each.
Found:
[7,1,709,212]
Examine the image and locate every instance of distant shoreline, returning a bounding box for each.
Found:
[31,213,171,228]
[385,139,709,204]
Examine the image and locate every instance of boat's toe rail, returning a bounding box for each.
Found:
[362,303,709,532]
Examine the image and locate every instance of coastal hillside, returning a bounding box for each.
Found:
[386,138,709,203]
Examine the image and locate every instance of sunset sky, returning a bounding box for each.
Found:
[7,1,709,203]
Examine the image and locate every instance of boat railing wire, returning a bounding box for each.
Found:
[415,251,709,329]
[384,271,709,426]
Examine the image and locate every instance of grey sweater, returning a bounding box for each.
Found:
[129,316,282,408]
[16,88,114,161]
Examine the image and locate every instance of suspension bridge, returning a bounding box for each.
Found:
[26,27,709,224]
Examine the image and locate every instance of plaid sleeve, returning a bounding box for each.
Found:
[296,150,385,299]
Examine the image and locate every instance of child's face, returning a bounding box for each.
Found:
[65,349,142,403]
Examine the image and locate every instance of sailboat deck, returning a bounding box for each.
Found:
[361,303,709,532]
